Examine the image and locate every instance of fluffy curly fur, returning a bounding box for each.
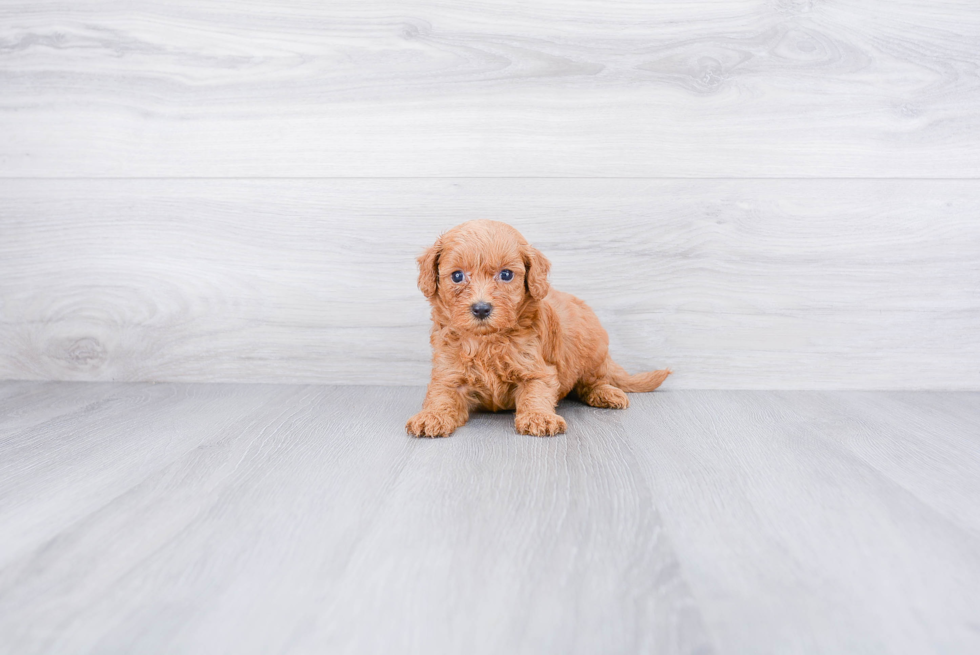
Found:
[406,220,670,438]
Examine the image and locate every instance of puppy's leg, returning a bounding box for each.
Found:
[515,370,566,437]
[406,375,469,438]
[575,362,630,409]
[576,381,630,409]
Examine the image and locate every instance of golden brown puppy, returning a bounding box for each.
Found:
[406,220,670,437]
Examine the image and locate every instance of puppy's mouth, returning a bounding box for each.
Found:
[457,314,504,335]
[471,321,499,334]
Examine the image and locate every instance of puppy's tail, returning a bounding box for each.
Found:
[607,359,671,393]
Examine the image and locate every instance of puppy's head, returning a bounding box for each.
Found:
[417,220,550,334]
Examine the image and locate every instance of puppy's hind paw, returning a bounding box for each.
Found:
[515,411,567,437]
[406,411,459,438]
[582,384,629,409]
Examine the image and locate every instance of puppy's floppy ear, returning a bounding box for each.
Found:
[522,244,551,300]
[417,236,442,298]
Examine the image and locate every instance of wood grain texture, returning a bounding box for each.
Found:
[620,390,980,654]
[1,383,979,653]
[2,178,978,388]
[621,392,980,653]
[1,1,979,177]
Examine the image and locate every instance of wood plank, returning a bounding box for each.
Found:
[623,390,980,654]
[1,1,979,177]
[0,382,296,568]
[0,381,119,434]
[801,391,980,537]
[262,397,710,655]
[0,383,712,655]
[2,178,977,388]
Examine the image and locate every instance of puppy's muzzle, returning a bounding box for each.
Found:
[470,302,493,321]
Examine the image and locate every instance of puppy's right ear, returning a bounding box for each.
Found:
[417,237,442,298]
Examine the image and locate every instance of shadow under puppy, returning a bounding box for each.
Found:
[407,220,670,437]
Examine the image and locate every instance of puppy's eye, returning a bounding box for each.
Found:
[451,271,465,283]
[499,269,514,282]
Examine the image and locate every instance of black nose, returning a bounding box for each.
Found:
[470,302,493,320]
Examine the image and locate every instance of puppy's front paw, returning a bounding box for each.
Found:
[406,411,459,438]
[515,411,567,437]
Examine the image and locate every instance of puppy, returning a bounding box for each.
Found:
[406,220,670,437]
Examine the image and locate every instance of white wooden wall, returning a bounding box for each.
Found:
[1,1,978,389]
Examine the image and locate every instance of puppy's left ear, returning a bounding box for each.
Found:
[522,244,551,300]
[417,236,442,299]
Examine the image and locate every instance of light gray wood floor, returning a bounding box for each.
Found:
[1,382,978,654]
